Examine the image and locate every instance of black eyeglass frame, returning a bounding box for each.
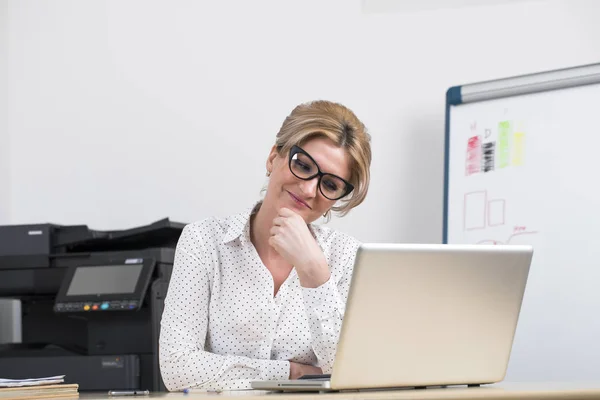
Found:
[288,145,354,201]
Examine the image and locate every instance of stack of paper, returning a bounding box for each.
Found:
[0,376,78,400]
[0,376,65,388]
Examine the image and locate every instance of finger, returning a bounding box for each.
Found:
[279,207,295,217]
[268,235,280,249]
[270,225,282,236]
[272,217,285,227]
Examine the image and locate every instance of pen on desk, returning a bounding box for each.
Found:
[108,390,150,396]
[183,388,221,394]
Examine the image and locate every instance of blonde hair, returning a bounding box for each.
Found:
[274,100,372,218]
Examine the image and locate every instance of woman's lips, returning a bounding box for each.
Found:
[287,191,311,209]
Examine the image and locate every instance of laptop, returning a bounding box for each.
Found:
[251,243,533,392]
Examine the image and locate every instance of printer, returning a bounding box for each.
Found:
[0,219,185,392]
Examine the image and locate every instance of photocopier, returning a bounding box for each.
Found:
[0,218,185,392]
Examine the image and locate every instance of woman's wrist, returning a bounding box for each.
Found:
[289,361,297,379]
[296,257,330,288]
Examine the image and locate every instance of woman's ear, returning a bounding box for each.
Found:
[266,145,280,175]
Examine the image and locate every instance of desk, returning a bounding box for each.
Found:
[80,382,600,399]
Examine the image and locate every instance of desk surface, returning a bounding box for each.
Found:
[80,382,600,400]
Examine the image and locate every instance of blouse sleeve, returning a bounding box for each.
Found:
[299,234,360,373]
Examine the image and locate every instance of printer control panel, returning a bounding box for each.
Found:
[54,259,155,314]
[55,300,140,312]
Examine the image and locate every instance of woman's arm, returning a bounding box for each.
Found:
[268,208,360,374]
[159,225,290,391]
[300,252,355,374]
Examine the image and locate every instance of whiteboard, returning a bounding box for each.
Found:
[444,64,600,381]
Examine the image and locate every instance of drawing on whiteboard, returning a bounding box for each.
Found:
[482,141,495,173]
[477,228,538,245]
[464,190,538,243]
[465,135,481,176]
[464,190,486,230]
[464,190,507,230]
[512,131,525,166]
[498,120,511,168]
[464,120,526,176]
[487,199,505,226]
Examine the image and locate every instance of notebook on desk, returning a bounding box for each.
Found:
[251,243,533,392]
[0,384,79,400]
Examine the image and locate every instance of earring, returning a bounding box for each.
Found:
[266,171,271,177]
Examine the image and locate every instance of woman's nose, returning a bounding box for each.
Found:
[298,177,319,197]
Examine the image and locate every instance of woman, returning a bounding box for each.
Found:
[159,100,372,391]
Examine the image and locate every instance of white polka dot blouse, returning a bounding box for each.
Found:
[159,203,361,391]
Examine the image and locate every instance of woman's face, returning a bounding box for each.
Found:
[265,137,351,224]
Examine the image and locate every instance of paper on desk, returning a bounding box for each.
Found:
[0,376,65,387]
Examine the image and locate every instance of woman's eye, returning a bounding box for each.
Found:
[323,179,339,191]
[294,160,311,172]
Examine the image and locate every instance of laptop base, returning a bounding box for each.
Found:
[251,381,489,393]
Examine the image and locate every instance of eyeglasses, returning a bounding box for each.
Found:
[288,145,354,201]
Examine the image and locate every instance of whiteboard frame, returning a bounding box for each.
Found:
[443,62,600,243]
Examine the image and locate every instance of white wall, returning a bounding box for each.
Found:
[3,0,600,242]
[0,0,8,225]
[6,0,600,244]
[7,0,600,245]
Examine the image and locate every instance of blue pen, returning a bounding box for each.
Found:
[183,388,221,394]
